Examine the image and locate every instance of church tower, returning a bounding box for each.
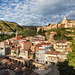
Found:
[16,31,18,40]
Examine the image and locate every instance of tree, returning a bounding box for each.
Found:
[67,44,75,69]
[38,28,43,35]
[57,61,75,75]
[38,28,46,36]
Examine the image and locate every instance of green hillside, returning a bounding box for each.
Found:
[0,20,23,32]
[47,28,75,43]
[0,20,37,37]
[19,26,37,37]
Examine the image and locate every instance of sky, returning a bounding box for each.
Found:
[0,0,75,26]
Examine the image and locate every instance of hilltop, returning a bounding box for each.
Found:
[0,20,38,37]
[0,20,38,31]
[37,17,75,44]
[37,17,75,32]
[0,20,23,32]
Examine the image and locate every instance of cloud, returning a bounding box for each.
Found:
[0,0,75,26]
[67,10,75,20]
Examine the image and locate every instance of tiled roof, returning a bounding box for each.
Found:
[21,41,30,43]
[57,40,66,43]
[39,39,45,41]
[58,52,67,55]
[2,41,6,42]
[65,47,72,52]
[21,38,26,40]
[38,48,45,50]
[59,58,65,62]
[48,56,58,58]
[35,44,42,47]
[42,42,51,45]
[45,51,60,55]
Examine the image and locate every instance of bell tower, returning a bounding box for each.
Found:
[16,31,18,40]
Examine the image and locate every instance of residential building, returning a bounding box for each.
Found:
[30,45,36,53]
[58,52,67,62]
[45,51,67,64]
[19,41,32,59]
[45,51,59,64]
[38,48,46,63]
[0,47,10,55]
[33,35,45,41]
[11,47,18,56]
[20,41,32,51]
[54,40,71,52]
[0,41,11,55]
[19,50,28,59]
[36,43,53,63]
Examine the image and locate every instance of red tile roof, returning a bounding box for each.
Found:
[59,58,65,62]
[57,40,66,43]
[38,48,45,50]
[42,42,51,45]
[2,41,6,42]
[39,39,45,41]
[65,47,72,52]
[48,56,58,58]
[21,38,26,40]
[21,41,30,43]
[58,52,67,55]
[35,44,42,47]
[45,51,60,55]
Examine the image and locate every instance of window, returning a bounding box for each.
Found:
[51,58,54,61]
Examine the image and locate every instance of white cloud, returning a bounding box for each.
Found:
[0,0,75,26]
[13,0,19,3]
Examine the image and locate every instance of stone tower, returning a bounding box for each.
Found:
[16,31,18,40]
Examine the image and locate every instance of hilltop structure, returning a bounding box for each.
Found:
[37,23,57,32]
[58,16,75,28]
[37,17,75,32]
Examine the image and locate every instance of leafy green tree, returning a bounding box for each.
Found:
[67,44,75,69]
[0,33,15,42]
[57,61,75,75]
[38,28,43,35]
[38,28,46,36]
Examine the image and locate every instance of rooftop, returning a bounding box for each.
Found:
[35,44,42,47]
[42,43,51,45]
[57,40,66,43]
[45,51,60,55]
